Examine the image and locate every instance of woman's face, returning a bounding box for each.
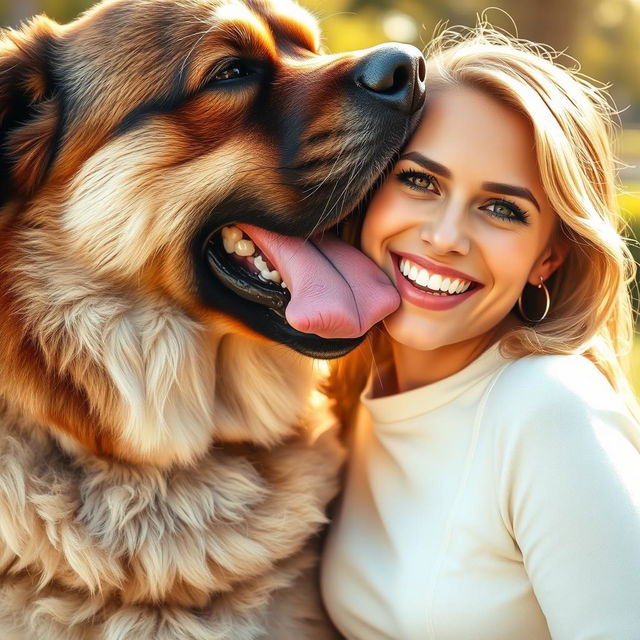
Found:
[361,84,566,353]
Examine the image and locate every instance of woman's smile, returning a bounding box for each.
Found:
[392,252,483,310]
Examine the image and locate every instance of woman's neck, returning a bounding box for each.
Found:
[384,315,520,395]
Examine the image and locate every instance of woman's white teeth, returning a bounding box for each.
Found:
[399,258,473,295]
[428,274,443,290]
[222,226,283,285]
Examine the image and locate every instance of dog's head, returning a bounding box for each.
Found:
[1,0,424,354]
[0,0,424,464]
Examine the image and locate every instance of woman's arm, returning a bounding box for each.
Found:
[492,354,640,639]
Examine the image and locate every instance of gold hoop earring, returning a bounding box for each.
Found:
[517,276,551,323]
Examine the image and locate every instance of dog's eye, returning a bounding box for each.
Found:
[211,62,253,83]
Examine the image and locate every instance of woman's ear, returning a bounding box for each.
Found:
[0,15,62,209]
[528,232,570,285]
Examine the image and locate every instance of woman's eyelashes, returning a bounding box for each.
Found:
[396,169,441,194]
[482,199,530,224]
[394,168,530,225]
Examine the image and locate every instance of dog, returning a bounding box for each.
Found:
[0,0,425,637]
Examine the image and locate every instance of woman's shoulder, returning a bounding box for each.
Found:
[491,350,620,412]
[484,350,638,448]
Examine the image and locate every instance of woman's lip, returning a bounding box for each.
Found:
[391,257,483,311]
[392,251,480,284]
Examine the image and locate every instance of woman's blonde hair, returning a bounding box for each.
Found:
[326,24,640,426]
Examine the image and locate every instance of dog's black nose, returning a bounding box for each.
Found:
[355,43,426,115]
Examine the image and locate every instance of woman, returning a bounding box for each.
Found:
[321,26,640,640]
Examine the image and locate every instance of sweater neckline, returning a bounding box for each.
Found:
[361,341,510,423]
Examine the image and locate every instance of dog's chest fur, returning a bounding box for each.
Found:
[0,404,343,639]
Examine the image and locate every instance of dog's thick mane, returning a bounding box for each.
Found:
[0,413,341,638]
[0,235,342,638]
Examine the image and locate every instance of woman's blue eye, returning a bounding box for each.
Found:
[484,199,529,224]
[396,169,440,194]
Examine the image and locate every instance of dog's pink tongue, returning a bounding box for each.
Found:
[237,224,399,339]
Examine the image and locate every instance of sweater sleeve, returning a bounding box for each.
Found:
[490,355,640,640]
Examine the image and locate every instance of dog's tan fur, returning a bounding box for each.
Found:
[0,0,422,635]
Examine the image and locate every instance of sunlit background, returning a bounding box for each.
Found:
[2,0,639,393]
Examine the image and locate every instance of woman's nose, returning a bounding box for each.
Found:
[419,203,470,255]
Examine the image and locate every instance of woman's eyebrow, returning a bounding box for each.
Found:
[399,151,452,179]
[481,182,540,211]
[399,151,541,211]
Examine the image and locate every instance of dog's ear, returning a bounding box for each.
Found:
[0,16,62,208]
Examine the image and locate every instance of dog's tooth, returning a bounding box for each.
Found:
[281,281,288,289]
[261,269,282,284]
[254,255,267,271]
[234,239,255,256]
[222,226,243,253]
[222,226,243,241]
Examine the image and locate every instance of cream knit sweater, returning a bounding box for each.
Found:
[321,343,640,639]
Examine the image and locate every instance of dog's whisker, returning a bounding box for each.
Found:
[177,24,217,85]
[303,167,349,241]
[301,141,358,239]
[300,139,351,200]
[305,156,362,241]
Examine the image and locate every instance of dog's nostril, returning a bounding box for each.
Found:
[417,56,426,83]
[357,51,412,94]
[390,66,409,94]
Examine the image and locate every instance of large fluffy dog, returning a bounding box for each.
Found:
[0,0,424,637]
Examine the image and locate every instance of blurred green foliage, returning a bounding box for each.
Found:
[308,0,640,122]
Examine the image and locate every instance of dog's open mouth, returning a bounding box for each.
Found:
[220,226,289,289]
[207,225,291,318]
[207,223,400,340]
